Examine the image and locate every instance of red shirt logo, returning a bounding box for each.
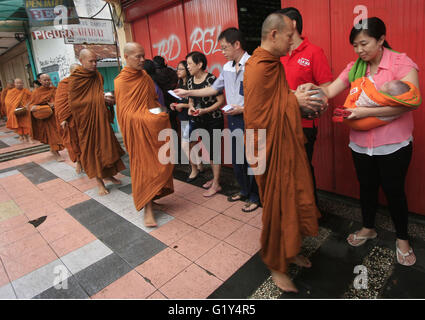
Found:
[297,58,311,67]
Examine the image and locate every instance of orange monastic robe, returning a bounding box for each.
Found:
[243,47,320,274]
[55,77,81,162]
[115,67,174,211]
[5,88,32,135]
[29,86,64,151]
[1,88,11,118]
[68,67,125,179]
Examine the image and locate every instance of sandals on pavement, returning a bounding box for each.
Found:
[396,241,416,266]
[227,192,247,202]
[242,201,260,213]
[347,230,377,247]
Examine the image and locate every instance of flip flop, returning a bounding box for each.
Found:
[227,193,247,202]
[396,241,416,266]
[242,201,260,213]
[203,186,222,197]
[347,230,377,247]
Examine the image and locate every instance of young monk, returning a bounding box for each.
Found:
[68,49,125,195]
[55,63,82,173]
[243,13,320,293]
[114,42,174,227]
[5,78,32,142]
[29,73,64,161]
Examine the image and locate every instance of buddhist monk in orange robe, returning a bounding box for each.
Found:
[68,49,125,195]
[29,73,64,161]
[115,42,174,227]
[243,13,320,293]
[55,64,82,173]
[1,80,14,119]
[5,78,32,141]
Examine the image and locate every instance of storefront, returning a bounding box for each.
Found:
[122,0,425,216]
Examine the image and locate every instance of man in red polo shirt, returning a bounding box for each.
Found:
[277,7,333,204]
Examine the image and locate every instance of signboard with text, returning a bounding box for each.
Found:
[26,0,80,27]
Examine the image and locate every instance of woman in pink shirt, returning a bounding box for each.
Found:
[304,17,420,266]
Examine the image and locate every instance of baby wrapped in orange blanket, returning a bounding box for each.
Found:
[333,77,421,130]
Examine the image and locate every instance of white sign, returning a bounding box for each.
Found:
[31,18,115,44]
[65,18,115,44]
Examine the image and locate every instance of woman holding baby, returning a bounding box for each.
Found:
[304,17,420,266]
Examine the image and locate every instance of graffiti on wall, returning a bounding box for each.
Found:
[38,54,73,79]
[152,34,181,62]
[189,25,222,56]
[151,26,223,74]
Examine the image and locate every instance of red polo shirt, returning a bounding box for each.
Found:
[281,37,333,128]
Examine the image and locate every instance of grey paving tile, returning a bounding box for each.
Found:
[32,276,89,299]
[1,137,21,146]
[114,235,167,268]
[18,163,58,185]
[85,212,129,238]
[60,240,113,275]
[0,283,17,299]
[0,170,20,179]
[39,161,84,182]
[118,184,132,195]
[12,259,72,299]
[128,209,174,234]
[0,140,9,149]
[98,220,151,251]
[85,188,133,213]
[73,253,132,297]
[66,199,116,226]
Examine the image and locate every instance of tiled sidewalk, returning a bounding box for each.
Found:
[0,121,42,155]
[0,149,263,299]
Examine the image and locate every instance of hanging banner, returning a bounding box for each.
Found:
[31,18,115,45]
[64,18,115,44]
[26,0,80,28]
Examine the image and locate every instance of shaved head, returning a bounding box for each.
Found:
[261,13,289,40]
[70,63,80,74]
[124,42,146,70]
[14,78,24,90]
[6,79,14,89]
[39,73,51,88]
[261,13,295,57]
[79,49,97,72]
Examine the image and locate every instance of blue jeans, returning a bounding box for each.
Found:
[228,114,260,203]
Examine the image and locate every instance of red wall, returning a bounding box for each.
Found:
[128,0,239,74]
[282,0,425,215]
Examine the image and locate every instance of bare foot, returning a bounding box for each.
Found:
[289,255,312,268]
[202,179,214,189]
[96,178,109,196]
[18,135,24,142]
[51,150,64,162]
[271,270,298,293]
[203,183,222,197]
[144,203,157,227]
[75,161,82,174]
[106,176,122,185]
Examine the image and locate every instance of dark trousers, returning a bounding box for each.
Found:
[228,115,260,203]
[303,127,318,205]
[351,143,412,240]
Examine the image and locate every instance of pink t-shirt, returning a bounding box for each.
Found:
[338,48,419,148]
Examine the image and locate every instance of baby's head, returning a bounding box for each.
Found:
[380,80,410,96]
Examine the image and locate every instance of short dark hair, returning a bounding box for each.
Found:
[143,59,156,77]
[218,27,246,50]
[349,17,391,49]
[153,56,166,69]
[186,51,207,71]
[276,7,303,35]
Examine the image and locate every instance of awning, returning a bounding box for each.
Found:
[0,0,27,21]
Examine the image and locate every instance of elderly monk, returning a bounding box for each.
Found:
[68,49,125,195]
[1,80,14,119]
[55,63,82,173]
[243,13,320,293]
[5,78,32,142]
[115,42,174,227]
[29,73,64,160]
